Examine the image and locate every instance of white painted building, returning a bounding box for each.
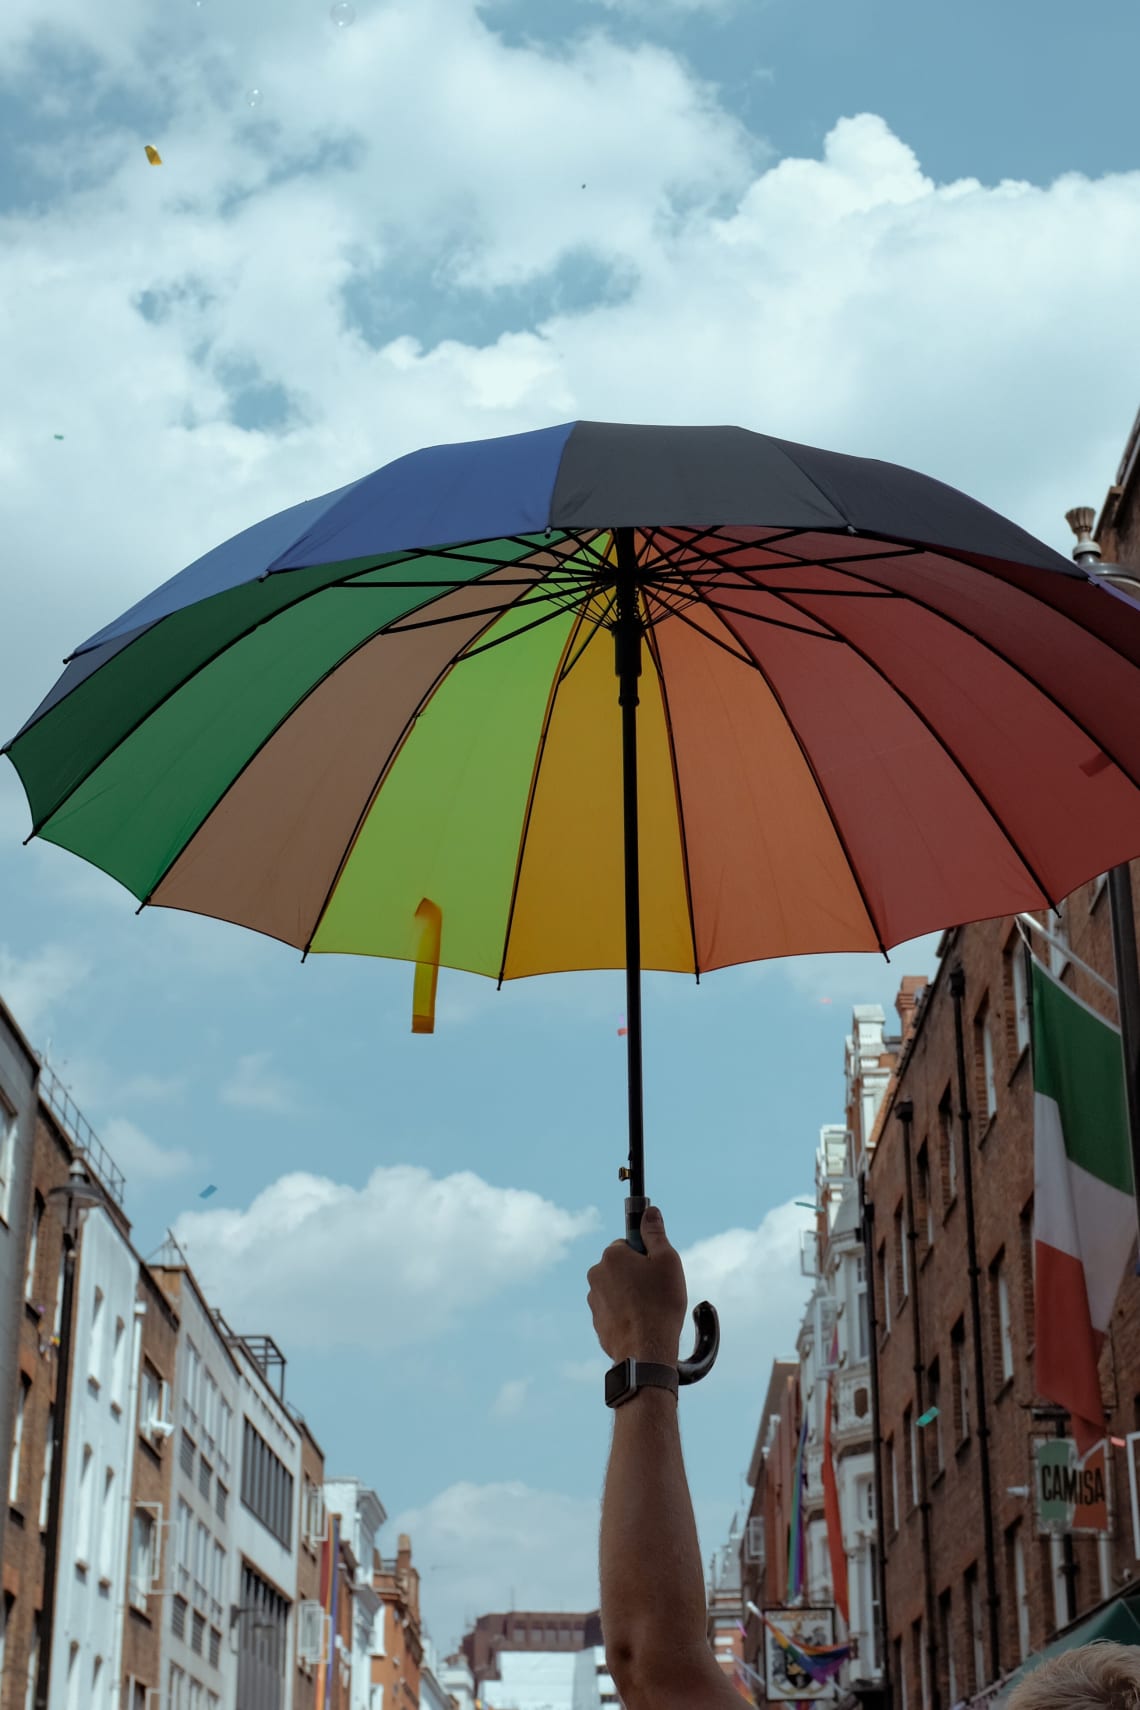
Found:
[574,1646,618,1710]
[483,1647,577,1710]
[151,1260,243,1710]
[420,1633,459,1710]
[439,1650,475,1710]
[49,1200,139,1710]
[792,1114,885,1696]
[323,1476,386,1710]
[228,1331,305,1710]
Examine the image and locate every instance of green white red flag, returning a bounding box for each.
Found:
[1033,954,1135,1452]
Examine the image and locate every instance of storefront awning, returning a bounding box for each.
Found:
[986,1589,1140,1705]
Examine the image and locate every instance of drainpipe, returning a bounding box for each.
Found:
[860,1174,893,1710]
[112,1299,147,1705]
[897,1099,940,1710]
[950,966,1002,1686]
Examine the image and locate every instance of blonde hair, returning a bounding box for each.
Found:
[1006,1642,1140,1710]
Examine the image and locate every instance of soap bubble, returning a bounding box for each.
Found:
[246,87,264,108]
[330,1,356,23]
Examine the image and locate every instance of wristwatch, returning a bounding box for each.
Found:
[604,1357,680,1408]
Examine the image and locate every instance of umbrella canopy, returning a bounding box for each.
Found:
[9,420,1140,983]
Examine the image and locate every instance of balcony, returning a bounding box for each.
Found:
[832,1364,874,1450]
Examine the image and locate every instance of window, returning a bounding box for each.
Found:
[77,1443,94,1563]
[856,1253,869,1361]
[887,1436,898,1533]
[195,1521,210,1598]
[9,1375,29,1503]
[180,1432,195,1478]
[191,1611,205,1655]
[1007,1522,1030,1662]
[236,1563,289,1710]
[25,1193,43,1299]
[219,1400,233,1468]
[877,1242,890,1337]
[172,1596,187,1641]
[894,1204,908,1304]
[927,1363,944,1474]
[90,1287,105,1384]
[1,1592,10,1680]
[184,1341,201,1425]
[213,1541,226,1608]
[909,1406,920,1508]
[912,1619,927,1710]
[974,999,997,1124]
[39,1410,53,1528]
[0,1097,15,1222]
[52,1249,66,1338]
[130,1509,155,1610]
[240,1419,293,1548]
[894,1637,907,1710]
[202,1372,218,1449]
[993,1253,1015,1384]
[1019,1199,1036,1347]
[939,1590,957,1708]
[215,1482,228,1523]
[902,1408,914,1513]
[98,1468,115,1579]
[939,1088,957,1206]
[917,1144,933,1251]
[139,1363,160,1435]
[951,1318,970,1442]
[178,1498,192,1575]
[1004,937,1031,1059]
[170,1665,186,1710]
[111,1318,127,1411]
[209,1628,221,1668]
[199,1458,212,1502]
[967,1565,984,1692]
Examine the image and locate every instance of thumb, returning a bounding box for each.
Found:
[640,1204,668,1249]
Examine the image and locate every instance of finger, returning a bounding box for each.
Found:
[639,1204,672,1254]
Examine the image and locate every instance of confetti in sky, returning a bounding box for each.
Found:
[144,145,162,165]
[199,1184,218,1199]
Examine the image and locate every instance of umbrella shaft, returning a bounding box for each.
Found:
[615,529,645,1201]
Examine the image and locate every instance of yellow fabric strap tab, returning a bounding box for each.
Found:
[412,898,442,1033]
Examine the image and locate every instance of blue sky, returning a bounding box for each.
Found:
[2,0,1140,1659]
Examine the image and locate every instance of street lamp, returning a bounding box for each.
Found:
[34,1160,111,1710]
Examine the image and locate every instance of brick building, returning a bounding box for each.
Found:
[461,1609,605,1704]
[864,894,1140,1709]
[0,1000,37,1585]
[375,1533,423,1710]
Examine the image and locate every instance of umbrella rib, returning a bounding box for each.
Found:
[818,557,1140,797]
[642,618,701,982]
[681,576,889,957]
[456,599,585,663]
[495,606,587,988]
[740,573,1059,908]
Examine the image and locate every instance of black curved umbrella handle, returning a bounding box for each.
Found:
[624,1196,720,1385]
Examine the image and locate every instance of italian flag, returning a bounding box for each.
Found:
[1033,955,1136,1452]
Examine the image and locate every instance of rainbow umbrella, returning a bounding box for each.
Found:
[11,421,1140,1384]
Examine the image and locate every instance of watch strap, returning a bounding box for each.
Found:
[605,1357,680,1408]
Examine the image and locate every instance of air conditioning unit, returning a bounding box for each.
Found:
[745,1517,765,1563]
[298,1600,330,1666]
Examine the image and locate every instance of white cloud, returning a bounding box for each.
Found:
[676,1197,814,1388]
[0,943,90,1035]
[220,1051,298,1113]
[100,1114,193,1182]
[172,1164,600,1350]
[490,1377,532,1419]
[389,1480,604,1657]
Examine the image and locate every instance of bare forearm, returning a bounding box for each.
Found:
[600,1388,708,1677]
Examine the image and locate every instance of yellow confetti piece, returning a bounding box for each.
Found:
[145,145,163,166]
[412,899,442,1034]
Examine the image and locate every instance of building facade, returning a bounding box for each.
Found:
[323,1478,385,1710]
[150,1258,242,1710]
[0,1001,37,1583]
[375,1536,423,1710]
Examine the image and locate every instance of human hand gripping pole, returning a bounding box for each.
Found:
[588,1205,719,1398]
